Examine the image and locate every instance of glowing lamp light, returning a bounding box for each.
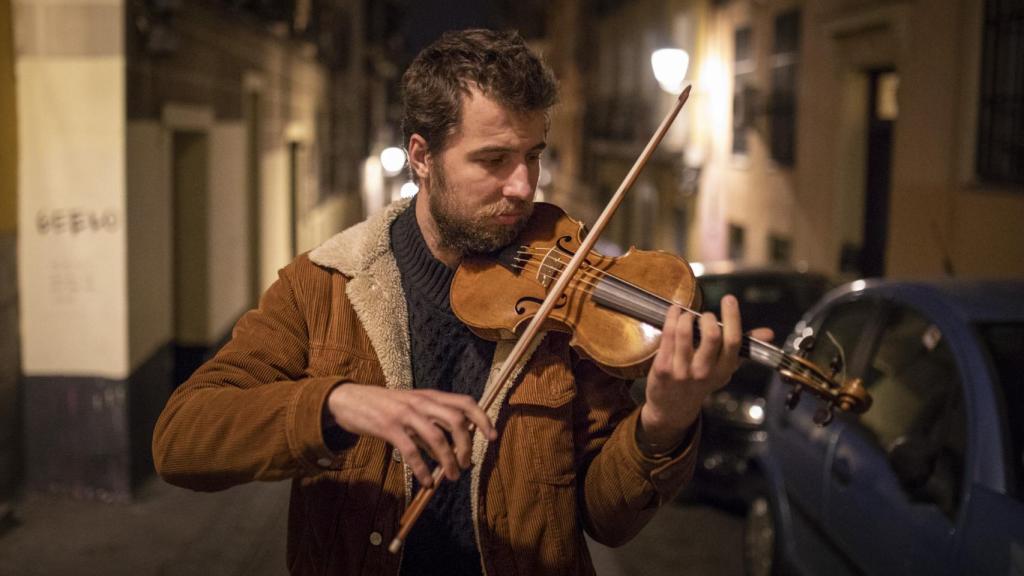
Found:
[399,181,419,199]
[651,48,690,94]
[380,147,407,175]
[746,404,765,424]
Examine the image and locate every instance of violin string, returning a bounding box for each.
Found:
[512,253,798,373]
[513,253,680,333]
[512,247,805,374]
[508,250,798,371]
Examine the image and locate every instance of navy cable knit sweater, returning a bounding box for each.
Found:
[392,199,494,576]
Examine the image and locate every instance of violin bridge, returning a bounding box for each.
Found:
[537,247,565,289]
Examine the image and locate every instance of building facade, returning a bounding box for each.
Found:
[8,0,379,502]
[563,0,1023,279]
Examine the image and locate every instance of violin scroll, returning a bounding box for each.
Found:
[778,336,872,426]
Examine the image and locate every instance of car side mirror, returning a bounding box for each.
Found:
[887,434,937,495]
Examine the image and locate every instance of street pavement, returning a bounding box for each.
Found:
[0,478,745,576]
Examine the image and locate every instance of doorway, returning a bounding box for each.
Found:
[245,91,262,305]
[860,69,897,277]
[171,131,210,385]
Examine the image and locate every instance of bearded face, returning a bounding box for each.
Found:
[427,159,534,255]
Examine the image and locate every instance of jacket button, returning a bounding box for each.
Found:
[369,531,383,546]
[392,448,402,462]
[317,457,333,468]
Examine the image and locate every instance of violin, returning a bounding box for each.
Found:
[452,202,873,422]
[389,85,870,553]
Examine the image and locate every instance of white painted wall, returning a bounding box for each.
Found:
[18,57,128,378]
[260,146,290,291]
[208,123,249,341]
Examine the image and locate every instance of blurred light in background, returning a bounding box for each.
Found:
[380,147,407,175]
[746,403,764,424]
[399,181,419,199]
[538,165,552,188]
[651,48,690,94]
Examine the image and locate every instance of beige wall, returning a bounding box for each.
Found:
[885,0,1024,278]
[208,123,250,342]
[693,0,1024,279]
[692,0,807,267]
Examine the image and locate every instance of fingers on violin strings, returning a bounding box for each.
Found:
[749,327,775,344]
[671,307,696,379]
[692,311,720,380]
[654,305,681,376]
[719,295,743,370]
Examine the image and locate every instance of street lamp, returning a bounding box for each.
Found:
[651,48,690,94]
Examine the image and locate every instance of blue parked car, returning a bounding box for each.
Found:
[745,280,1024,576]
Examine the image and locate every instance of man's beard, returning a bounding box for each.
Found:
[427,162,533,255]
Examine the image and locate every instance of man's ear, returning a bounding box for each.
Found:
[407,134,431,182]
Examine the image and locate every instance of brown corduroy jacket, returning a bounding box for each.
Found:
[152,199,700,576]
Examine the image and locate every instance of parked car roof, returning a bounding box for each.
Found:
[820,279,1024,324]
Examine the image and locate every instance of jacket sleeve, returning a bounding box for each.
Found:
[573,358,701,547]
[152,260,352,491]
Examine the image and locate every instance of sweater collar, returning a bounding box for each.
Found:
[390,196,455,310]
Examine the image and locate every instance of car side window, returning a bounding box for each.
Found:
[802,300,876,373]
[857,305,966,519]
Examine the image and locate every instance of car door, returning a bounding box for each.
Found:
[824,302,963,575]
[767,297,881,575]
[961,322,1024,575]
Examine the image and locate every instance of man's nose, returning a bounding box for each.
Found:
[502,161,534,200]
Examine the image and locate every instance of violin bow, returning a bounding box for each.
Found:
[389,86,693,554]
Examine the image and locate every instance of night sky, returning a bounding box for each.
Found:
[402,0,507,53]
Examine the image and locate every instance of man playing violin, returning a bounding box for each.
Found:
[153,28,770,576]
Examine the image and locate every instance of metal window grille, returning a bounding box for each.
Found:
[728,223,746,261]
[733,26,754,155]
[977,0,1024,185]
[769,9,800,166]
[768,234,792,264]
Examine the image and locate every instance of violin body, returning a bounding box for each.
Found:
[451,202,700,379]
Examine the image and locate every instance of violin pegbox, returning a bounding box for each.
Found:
[779,324,871,426]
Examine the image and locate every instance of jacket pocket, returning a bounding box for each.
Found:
[506,348,577,486]
[307,345,386,471]
[307,344,385,383]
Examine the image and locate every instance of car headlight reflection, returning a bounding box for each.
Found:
[746,403,765,423]
[705,392,766,426]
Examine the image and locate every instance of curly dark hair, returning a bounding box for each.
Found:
[401,29,559,164]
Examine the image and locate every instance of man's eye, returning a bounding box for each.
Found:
[481,156,504,166]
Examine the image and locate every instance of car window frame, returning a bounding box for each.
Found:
[839,297,970,519]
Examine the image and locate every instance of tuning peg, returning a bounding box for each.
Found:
[785,388,802,410]
[829,352,843,378]
[795,334,816,354]
[813,405,834,426]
